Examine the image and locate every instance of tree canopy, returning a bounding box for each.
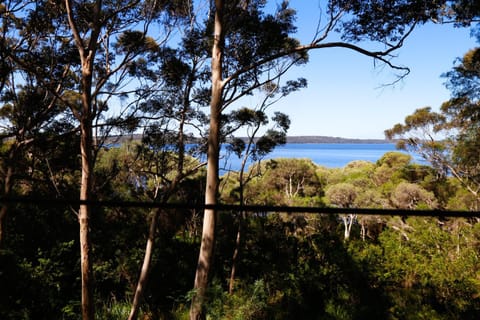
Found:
[386,41,480,202]
[1,1,480,319]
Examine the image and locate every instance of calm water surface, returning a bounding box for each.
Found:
[220,143,411,171]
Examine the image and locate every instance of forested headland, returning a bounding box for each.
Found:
[105,134,392,145]
[1,1,480,319]
[285,136,392,144]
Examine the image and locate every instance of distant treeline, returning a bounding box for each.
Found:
[104,134,393,145]
[285,136,392,144]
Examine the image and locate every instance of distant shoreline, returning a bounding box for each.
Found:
[285,136,393,144]
[105,134,393,145]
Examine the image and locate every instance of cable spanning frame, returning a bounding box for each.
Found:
[1,197,478,218]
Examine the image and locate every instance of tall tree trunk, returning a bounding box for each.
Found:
[77,48,96,319]
[79,119,95,320]
[190,2,224,318]
[66,0,100,314]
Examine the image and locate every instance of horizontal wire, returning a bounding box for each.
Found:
[0,197,478,218]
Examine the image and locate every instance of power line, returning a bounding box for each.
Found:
[1,197,478,218]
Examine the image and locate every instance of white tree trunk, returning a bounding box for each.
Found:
[190,1,224,318]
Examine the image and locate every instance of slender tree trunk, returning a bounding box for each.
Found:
[128,208,160,320]
[190,83,221,319]
[0,147,15,249]
[0,205,8,249]
[190,2,224,318]
[229,156,248,294]
[228,212,243,294]
[342,214,356,240]
[129,70,194,319]
[78,52,96,320]
[65,0,99,316]
[79,120,95,320]
[0,201,11,250]
[341,216,348,240]
[360,220,366,241]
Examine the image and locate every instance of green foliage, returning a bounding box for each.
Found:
[0,205,79,320]
[378,217,480,319]
[2,146,480,319]
[448,187,480,210]
[173,279,268,320]
[95,300,152,320]
[246,158,324,206]
[3,1,480,319]
[225,109,290,163]
[326,182,358,208]
[204,279,268,320]
[386,42,480,199]
[391,182,438,209]
[115,31,159,55]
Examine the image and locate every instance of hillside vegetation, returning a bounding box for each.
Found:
[2,146,479,319]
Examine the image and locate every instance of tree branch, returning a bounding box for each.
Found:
[223,22,418,88]
[65,0,85,59]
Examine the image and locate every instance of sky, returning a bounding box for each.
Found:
[258,1,479,139]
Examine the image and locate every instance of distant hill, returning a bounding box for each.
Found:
[104,134,393,145]
[285,136,393,144]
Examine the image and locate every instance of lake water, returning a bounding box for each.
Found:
[220,143,417,171]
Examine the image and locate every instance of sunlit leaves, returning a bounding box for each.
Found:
[256,158,323,204]
[326,182,358,208]
[385,107,446,142]
[115,31,159,55]
[391,182,438,209]
[386,42,480,198]
[444,48,480,102]
[379,216,480,317]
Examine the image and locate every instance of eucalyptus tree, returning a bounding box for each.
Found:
[391,181,438,210]
[2,1,190,318]
[222,79,303,293]
[385,46,480,200]
[0,0,79,248]
[126,23,213,319]
[0,83,75,247]
[64,2,192,318]
[189,1,477,317]
[325,182,358,240]
[62,3,181,318]
[190,1,310,317]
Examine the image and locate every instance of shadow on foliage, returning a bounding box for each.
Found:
[214,212,391,319]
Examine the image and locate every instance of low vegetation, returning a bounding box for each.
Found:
[1,148,479,319]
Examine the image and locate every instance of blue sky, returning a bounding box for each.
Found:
[263,2,479,139]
